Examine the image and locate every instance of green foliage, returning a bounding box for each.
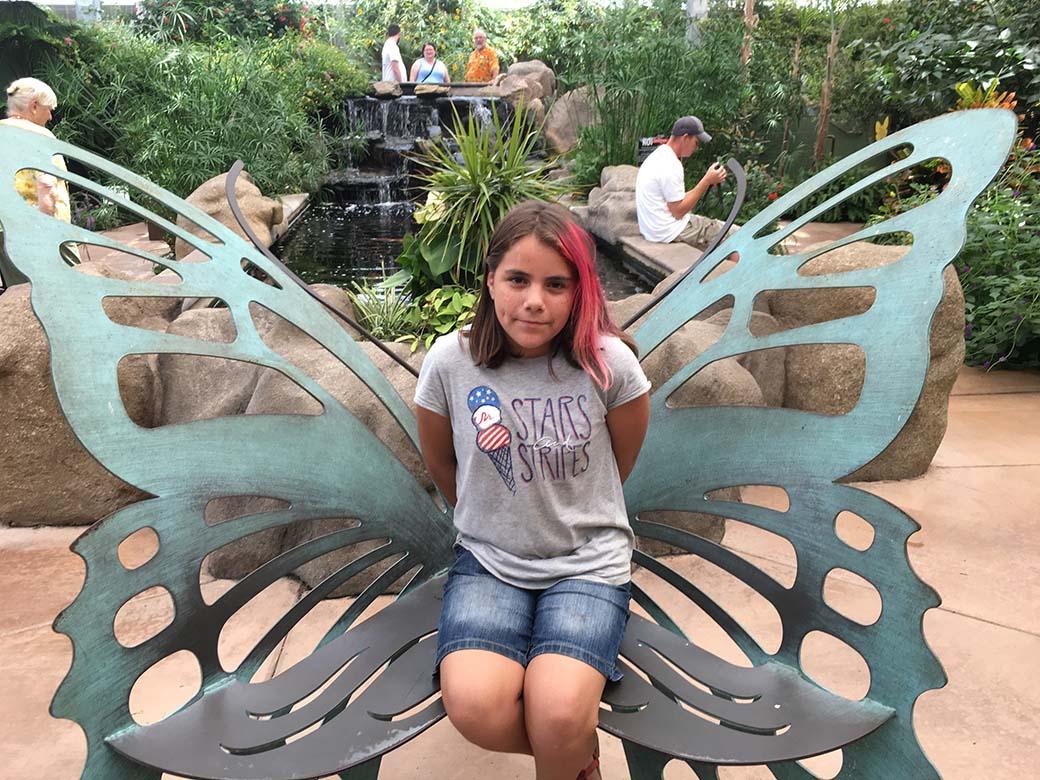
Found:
[0,1,77,88]
[397,285,479,351]
[349,278,477,351]
[39,24,367,197]
[566,0,744,186]
[338,0,500,81]
[852,0,1040,130]
[347,280,414,340]
[784,161,892,223]
[134,0,323,43]
[497,0,603,75]
[70,190,127,232]
[959,141,1040,368]
[393,105,568,296]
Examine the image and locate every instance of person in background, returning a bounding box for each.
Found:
[410,42,451,84]
[464,29,500,83]
[635,115,727,248]
[381,24,406,83]
[1,78,72,222]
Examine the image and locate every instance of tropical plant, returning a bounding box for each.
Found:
[390,104,569,296]
[565,0,745,186]
[347,280,414,341]
[959,139,1040,368]
[134,0,322,43]
[396,284,479,351]
[38,25,367,197]
[0,1,78,88]
[852,0,1040,130]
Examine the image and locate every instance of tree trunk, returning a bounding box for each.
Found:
[739,0,758,67]
[780,35,802,177]
[814,26,840,165]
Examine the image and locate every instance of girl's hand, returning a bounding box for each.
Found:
[605,392,650,483]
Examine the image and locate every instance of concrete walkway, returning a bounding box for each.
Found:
[1,363,1039,779]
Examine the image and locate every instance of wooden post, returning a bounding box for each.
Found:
[739,0,758,68]
[780,35,802,177]
[813,24,841,165]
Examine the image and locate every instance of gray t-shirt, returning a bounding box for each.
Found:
[415,331,651,589]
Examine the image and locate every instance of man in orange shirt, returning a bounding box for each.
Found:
[464,29,500,83]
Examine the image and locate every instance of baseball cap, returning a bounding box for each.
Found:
[670,116,712,144]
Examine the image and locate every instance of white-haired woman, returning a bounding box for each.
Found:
[1,78,72,223]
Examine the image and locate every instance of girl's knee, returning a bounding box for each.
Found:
[442,681,521,747]
[525,695,598,746]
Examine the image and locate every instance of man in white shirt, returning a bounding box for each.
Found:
[635,116,728,246]
[381,24,406,82]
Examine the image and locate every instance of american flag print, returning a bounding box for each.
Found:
[467,385,516,494]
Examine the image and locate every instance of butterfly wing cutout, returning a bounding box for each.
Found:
[0,108,1015,780]
[0,126,456,779]
[606,109,1016,776]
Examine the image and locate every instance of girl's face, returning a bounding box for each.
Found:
[486,234,576,358]
[424,45,436,60]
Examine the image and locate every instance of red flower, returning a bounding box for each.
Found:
[63,36,73,45]
[767,192,779,201]
[882,17,890,24]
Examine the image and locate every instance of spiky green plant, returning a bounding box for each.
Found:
[395,103,570,296]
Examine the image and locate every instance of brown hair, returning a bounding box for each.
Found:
[466,200,637,384]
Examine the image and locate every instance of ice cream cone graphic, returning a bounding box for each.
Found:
[476,423,516,493]
[467,385,515,494]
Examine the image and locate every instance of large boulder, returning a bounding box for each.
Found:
[174,170,283,260]
[372,80,402,98]
[204,340,429,593]
[0,285,150,526]
[544,87,598,155]
[768,243,964,480]
[478,61,557,115]
[610,293,765,551]
[505,60,556,100]
[584,165,642,244]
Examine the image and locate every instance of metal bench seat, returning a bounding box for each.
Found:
[0,108,1017,779]
[108,571,889,780]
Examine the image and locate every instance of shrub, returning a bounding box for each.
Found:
[959,141,1040,368]
[134,0,323,43]
[853,0,1040,132]
[565,0,744,187]
[391,105,569,296]
[39,24,367,197]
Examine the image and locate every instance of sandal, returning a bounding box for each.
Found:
[575,734,601,780]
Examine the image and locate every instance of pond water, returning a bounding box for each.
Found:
[274,200,650,300]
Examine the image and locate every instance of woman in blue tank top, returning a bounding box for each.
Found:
[409,42,451,84]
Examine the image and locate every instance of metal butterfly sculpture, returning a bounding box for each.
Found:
[0,108,1016,780]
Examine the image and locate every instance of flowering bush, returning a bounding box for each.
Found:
[135,0,322,43]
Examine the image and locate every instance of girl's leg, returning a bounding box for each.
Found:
[439,649,533,754]
[523,653,606,780]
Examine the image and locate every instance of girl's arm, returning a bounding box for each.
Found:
[605,392,650,483]
[416,406,458,507]
[409,61,420,81]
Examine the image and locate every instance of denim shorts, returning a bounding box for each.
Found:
[436,546,631,682]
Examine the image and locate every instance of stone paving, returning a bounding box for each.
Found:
[1,364,1038,779]
[2,217,1039,778]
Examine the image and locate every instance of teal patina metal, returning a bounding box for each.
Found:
[0,108,1017,779]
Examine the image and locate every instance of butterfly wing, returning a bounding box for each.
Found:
[609,109,1016,776]
[0,126,456,779]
